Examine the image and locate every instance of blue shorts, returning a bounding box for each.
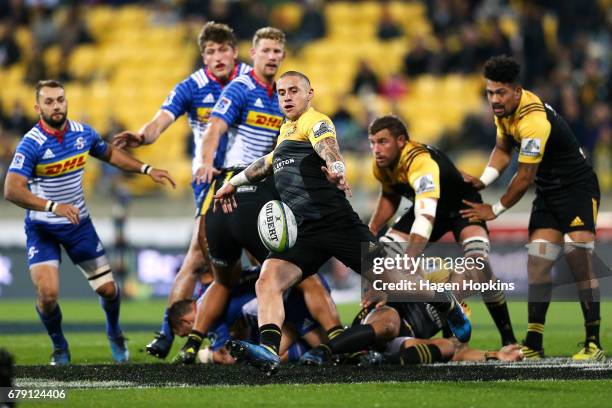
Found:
[285,274,331,336]
[24,218,107,268]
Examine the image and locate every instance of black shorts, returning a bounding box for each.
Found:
[204,170,279,268]
[267,210,377,277]
[352,303,443,340]
[392,190,488,242]
[529,176,600,234]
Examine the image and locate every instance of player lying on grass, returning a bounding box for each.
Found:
[212,71,471,375]
[367,115,517,347]
[167,266,327,364]
[4,80,175,365]
[301,302,523,366]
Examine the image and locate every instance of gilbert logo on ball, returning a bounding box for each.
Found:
[257,200,297,252]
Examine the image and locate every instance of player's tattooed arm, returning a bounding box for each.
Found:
[314,137,352,196]
[244,155,273,182]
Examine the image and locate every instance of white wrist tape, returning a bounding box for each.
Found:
[330,161,345,175]
[479,166,500,187]
[491,200,507,216]
[44,200,57,213]
[410,215,433,239]
[140,164,152,175]
[414,197,438,218]
[197,347,214,364]
[229,172,249,187]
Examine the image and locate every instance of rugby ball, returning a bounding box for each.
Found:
[257,200,297,252]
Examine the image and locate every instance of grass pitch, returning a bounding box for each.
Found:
[1,299,611,407]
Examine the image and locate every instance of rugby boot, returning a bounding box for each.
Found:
[227,339,280,375]
[520,343,544,360]
[145,332,173,359]
[50,348,70,366]
[445,298,472,343]
[572,342,605,362]
[109,334,129,363]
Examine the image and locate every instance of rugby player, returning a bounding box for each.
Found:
[302,303,522,366]
[111,22,251,359]
[365,115,517,346]
[168,266,329,364]
[461,56,604,361]
[212,71,471,374]
[172,28,343,365]
[4,80,175,365]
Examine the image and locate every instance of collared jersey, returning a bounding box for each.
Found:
[372,141,472,214]
[494,89,593,190]
[266,107,354,223]
[8,120,108,225]
[211,71,283,167]
[161,62,252,174]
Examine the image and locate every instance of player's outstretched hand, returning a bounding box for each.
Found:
[360,287,387,309]
[497,344,524,362]
[212,182,237,213]
[461,171,485,191]
[459,200,495,222]
[149,169,176,189]
[53,203,80,224]
[194,164,221,185]
[321,165,352,197]
[111,131,144,149]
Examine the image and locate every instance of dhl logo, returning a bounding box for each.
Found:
[35,152,88,177]
[246,111,283,131]
[196,107,212,123]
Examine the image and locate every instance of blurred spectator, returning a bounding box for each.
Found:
[379,73,407,103]
[57,3,93,54]
[24,41,46,84]
[578,58,608,110]
[230,0,269,41]
[451,23,481,73]
[30,5,57,49]
[0,20,20,68]
[180,0,211,20]
[559,84,593,152]
[2,100,30,136]
[352,60,379,96]
[403,36,434,77]
[293,0,325,46]
[377,3,402,41]
[520,4,551,87]
[480,17,512,60]
[331,103,367,152]
[0,0,28,25]
[149,0,180,27]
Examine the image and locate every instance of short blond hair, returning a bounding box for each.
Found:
[252,27,286,48]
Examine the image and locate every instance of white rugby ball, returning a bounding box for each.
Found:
[257,200,297,252]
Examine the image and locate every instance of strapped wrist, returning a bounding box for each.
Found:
[140,164,153,175]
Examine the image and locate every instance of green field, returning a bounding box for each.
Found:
[1,299,611,407]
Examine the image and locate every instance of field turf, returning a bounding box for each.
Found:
[1,299,611,407]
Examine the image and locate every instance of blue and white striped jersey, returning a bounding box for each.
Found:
[8,120,108,225]
[211,71,283,167]
[161,62,252,174]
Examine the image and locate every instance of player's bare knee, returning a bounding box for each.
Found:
[95,281,117,299]
[37,286,59,308]
[256,273,282,298]
[367,306,400,341]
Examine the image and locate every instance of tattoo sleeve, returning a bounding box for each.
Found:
[244,155,273,182]
[313,137,344,169]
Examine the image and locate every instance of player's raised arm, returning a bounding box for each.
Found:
[314,137,352,197]
[100,144,176,189]
[112,110,175,149]
[212,153,273,213]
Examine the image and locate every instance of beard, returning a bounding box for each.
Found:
[42,111,67,128]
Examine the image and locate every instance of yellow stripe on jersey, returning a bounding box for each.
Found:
[494,90,551,164]
[201,171,234,215]
[35,152,88,177]
[276,107,337,147]
[245,111,283,131]
[196,107,213,123]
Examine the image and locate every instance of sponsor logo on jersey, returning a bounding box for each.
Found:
[520,138,541,157]
[10,153,25,169]
[196,107,213,123]
[237,185,257,193]
[203,93,215,104]
[254,98,264,108]
[74,137,85,150]
[28,246,38,260]
[273,157,295,172]
[313,121,335,138]
[414,174,436,195]
[35,152,88,177]
[42,149,55,159]
[213,96,232,115]
[246,111,283,131]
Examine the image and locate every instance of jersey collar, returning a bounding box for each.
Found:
[38,119,68,143]
[249,70,276,98]
[205,62,240,86]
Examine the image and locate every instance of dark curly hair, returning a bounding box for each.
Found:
[483,55,521,85]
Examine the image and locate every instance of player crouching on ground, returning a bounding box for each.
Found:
[301,303,523,366]
[4,80,175,365]
[167,266,329,364]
